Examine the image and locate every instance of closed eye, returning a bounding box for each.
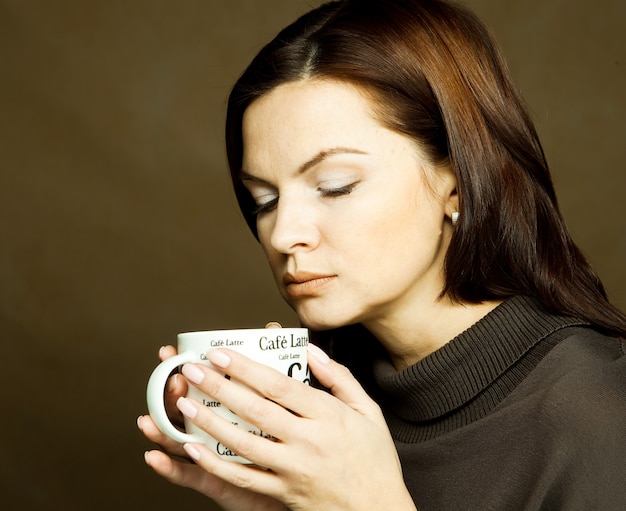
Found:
[318,182,359,198]
[252,196,278,216]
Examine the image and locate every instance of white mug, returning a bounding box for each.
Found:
[146,328,310,463]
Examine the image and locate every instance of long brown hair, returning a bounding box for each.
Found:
[225,0,626,340]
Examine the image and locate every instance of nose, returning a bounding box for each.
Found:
[268,196,320,254]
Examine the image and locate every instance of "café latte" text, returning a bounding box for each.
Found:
[259,333,308,350]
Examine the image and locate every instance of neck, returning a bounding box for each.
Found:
[363,297,502,370]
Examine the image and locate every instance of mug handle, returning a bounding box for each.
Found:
[146,351,203,444]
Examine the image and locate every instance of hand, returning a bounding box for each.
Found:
[140,415,286,511]
[167,345,416,510]
[152,323,276,429]
[139,326,288,511]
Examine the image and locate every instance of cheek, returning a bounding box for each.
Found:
[362,188,440,259]
[257,230,280,270]
[262,244,280,268]
[359,187,416,236]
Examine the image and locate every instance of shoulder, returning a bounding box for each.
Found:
[539,326,625,380]
[524,326,626,431]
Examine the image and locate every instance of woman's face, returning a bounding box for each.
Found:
[241,79,458,331]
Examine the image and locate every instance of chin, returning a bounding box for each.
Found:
[294,306,359,332]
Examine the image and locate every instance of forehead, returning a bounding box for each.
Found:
[241,79,385,170]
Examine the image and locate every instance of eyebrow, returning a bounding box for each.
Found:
[240,146,368,182]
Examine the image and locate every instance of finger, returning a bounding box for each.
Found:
[200,350,318,420]
[307,344,385,423]
[156,345,188,426]
[179,363,298,442]
[144,449,236,499]
[264,322,282,328]
[182,441,285,501]
[177,395,291,471]
[165,373,188,426]
[145,434,285,510]
[159,344,178,362]
[138,414,187,458]
[144,449,202,487]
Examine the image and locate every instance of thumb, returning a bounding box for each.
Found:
[307,344,385,422]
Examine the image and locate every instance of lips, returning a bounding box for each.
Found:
[283,272,336,298]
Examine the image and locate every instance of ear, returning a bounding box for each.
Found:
[445,187,459,224]
[438,164,459,223]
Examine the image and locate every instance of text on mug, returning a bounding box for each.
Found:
[259,334,309,350]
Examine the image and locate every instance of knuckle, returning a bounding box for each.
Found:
[264,372,291,401]
[195,410,217,432]
[316,391,343,417]
[204,373,226,398]
[231,471,254,490]
[231,434,257,460]
[335,362,356,382]
[246,397,272,425]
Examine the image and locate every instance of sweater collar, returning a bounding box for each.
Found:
[372,296,584,422]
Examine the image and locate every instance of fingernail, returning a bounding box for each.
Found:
[166,373,179,393]
[136,415,144,430]
[177,397,198,419]
[307,343,330,364]
[207,349,231,369]
[182,363,205,384]
[183,443,201,461]
[265,321,282,328]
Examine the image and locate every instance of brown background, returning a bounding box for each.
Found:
[1,1,624,509]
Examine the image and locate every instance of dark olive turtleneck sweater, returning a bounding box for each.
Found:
[371,296,626,510]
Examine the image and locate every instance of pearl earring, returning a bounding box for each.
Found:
[451,211,460,226]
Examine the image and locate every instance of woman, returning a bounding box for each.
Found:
[139,1,626,509]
